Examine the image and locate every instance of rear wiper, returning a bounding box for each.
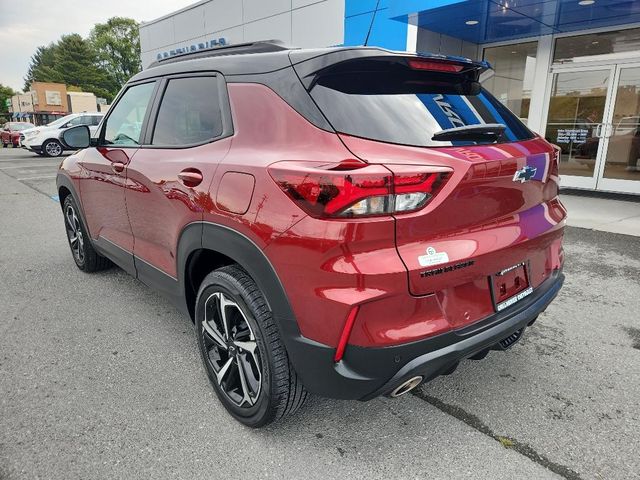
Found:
[431,123,506,142]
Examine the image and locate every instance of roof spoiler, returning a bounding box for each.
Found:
[290,48,492,90]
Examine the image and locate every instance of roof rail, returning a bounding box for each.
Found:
[148,40,291,68]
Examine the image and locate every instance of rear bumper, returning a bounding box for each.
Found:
[285,269,564,400]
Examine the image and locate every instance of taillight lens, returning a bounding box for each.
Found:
[268,160,451,219]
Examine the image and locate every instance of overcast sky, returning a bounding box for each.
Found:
[0,0,196,92]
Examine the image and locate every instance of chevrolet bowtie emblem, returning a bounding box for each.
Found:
[513,165,537,183]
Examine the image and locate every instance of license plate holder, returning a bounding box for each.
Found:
[491,262,532,312]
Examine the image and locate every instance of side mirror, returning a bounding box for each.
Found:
[61,125,91,149]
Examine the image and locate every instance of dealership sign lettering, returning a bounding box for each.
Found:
[157,38,228,61]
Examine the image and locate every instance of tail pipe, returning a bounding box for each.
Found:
[389,376,423,397]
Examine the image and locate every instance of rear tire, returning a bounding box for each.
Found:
[195,265,307,427]
[62,195,111,272]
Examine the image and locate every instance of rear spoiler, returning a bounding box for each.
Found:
[289,47,492,90]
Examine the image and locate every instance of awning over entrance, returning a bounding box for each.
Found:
[390,0,640,43]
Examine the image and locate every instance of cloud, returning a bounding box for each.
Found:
[0,0,195,91]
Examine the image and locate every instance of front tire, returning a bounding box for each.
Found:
[62,195,111,272]
[195,265,307,427]
[43,139,63,157]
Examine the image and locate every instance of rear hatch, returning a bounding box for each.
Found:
[294,51,566,326]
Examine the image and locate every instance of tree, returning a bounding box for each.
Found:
[0,84,17,123]
[90,17,141,90]
[24,44,61,91]
[22,17,141,102]
[51,34,116,101]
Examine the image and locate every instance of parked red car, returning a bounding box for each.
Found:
[1,122,35,147]
[56,42,566,427]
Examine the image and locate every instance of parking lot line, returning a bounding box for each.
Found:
[17,174,58,181]
[0,163,61,169]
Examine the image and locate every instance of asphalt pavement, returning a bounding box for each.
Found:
[0,147,638,480]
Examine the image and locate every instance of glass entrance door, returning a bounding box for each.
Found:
[597,64,640,194]
[544,66,615,190]
[545,63,640,194]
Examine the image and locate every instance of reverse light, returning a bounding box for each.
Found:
[268,160,451,219]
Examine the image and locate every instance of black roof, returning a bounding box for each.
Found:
[131,40,487,83]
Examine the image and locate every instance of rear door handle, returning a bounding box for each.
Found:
[178,168,203,187]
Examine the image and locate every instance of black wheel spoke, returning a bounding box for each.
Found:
[215,356,234,384]
[235,355,254,406]
[202,319,226,349]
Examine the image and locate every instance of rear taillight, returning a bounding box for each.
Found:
[268,160,451,219]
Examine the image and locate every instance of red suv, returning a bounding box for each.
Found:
[56,42,566,427]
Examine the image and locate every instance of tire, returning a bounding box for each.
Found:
[195,265,307,427]
[42,139,63,157]
[62,195,111,272]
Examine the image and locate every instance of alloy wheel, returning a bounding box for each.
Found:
[45,141,62,157]
[64,204,84,264]
[201,292,262,407]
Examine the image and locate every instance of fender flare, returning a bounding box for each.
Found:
[56,173,90,234]
[177,222,299,334]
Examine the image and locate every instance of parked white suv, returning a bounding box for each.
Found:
[21,113,104,157]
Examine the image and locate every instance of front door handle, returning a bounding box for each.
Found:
[112,161,126,174]
[178,168,203,187]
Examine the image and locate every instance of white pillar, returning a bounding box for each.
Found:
[527,34,554,135]
[406,13,418,52]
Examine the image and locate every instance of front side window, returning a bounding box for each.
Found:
[66,116,87,127]
[103,82,156,146]
[151,76,223,146]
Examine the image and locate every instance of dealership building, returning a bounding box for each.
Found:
[139,0,640,195]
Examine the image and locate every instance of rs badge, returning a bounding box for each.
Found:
[513,165,537,183]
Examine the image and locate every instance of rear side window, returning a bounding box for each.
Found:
[152,76,223,146]
[309,59,534,147]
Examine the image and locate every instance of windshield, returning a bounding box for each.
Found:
[309,59,534,147]
[47,114,77,127]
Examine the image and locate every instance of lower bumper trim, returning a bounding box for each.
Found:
[284,270,564,401]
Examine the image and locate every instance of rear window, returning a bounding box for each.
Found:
[309,58,534,147]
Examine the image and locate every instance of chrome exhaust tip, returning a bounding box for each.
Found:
[390,376,423,398]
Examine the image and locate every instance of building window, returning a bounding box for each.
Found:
[554,27,640,63]
[482,41,538,124]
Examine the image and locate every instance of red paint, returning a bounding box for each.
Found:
[59,81,566,354]
[124,139,231,278]
[216,171,255,215]
[78,147,135,252]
